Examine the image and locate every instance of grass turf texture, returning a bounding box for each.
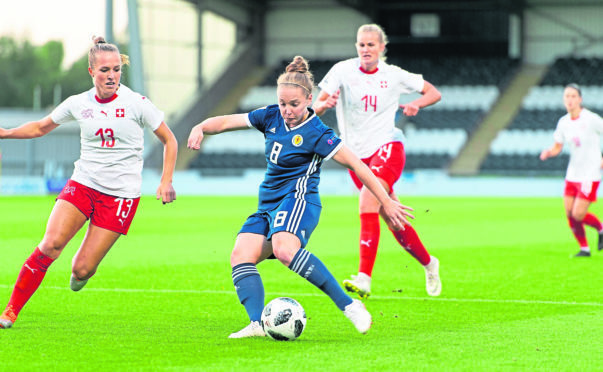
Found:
[0,195,601,371]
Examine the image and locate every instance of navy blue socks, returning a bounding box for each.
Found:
[232,263,264,322]
[288,248,352,310]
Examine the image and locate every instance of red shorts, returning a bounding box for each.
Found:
[349,141,405,191]
[57,180,140,235]
[564,180,600,202]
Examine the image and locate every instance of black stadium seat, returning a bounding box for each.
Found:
[508,109,566,130]
[540,57,603,86]
[480,154,568,175]
[387,56,520,87]
[407,109,483,133]
[405,154,451,170]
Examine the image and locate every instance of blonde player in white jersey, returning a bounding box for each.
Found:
[540,83,603,257]
[0,36,177,329]
[313,24,442,299]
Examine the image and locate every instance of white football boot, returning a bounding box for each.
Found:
[343,272,371,299]
[343,299,372,333]
[70,275,89,292]
[228,321,266,339]
[424,256,442,296]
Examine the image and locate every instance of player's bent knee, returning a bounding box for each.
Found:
[571,211,586,222]
[38,239,67,258]
[271,245,296,266]
[71,265,95,281]
[230,249,257,267]
[71,269,92,281]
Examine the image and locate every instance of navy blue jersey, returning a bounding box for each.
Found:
[246,105,343,211]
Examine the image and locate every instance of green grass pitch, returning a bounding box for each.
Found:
[0,195,601,371]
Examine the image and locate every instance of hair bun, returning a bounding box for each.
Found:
[286,55,309,74]
[92,35,107,45]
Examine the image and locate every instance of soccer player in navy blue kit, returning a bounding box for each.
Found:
[188,56,413,338]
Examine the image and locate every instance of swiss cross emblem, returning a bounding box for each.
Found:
[116,108,125,117]
[380,81,388,88]
[572,136,581,147]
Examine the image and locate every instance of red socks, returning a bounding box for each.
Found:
[358,213,380,276]
[358,213,432,275]
[568,217,588,247]
[3,247,54,321]
[391,226,431,266]
[583,213,603,231]
[568,214,602,248]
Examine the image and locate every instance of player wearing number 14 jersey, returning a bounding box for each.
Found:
[314,24,443,298]
[0,36,177,329]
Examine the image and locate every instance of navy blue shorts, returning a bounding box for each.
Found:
[239,197,321,248]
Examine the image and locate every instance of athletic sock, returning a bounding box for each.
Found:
[583,213,603,231]
[390,225,431,266]
[568,217,588,247]
[359,213,380,276]
[4,247,54,321]
[289,249,352,311]
[232,263,264,322]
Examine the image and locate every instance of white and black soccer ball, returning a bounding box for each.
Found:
[261,297,306,341]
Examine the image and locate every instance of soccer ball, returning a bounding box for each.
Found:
[261,297,306,341]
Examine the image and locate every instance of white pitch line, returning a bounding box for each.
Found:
[1,284,601,307]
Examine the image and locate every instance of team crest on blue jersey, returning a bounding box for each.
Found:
[292,134,303,147]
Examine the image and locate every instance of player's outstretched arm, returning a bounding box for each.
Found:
[540,142,563,161]
[312,90,339,116]
[187,114,248,150]
[400,81,441,117]
[332,145,414,229]
[153,122,178,204]
[0,116,59,139]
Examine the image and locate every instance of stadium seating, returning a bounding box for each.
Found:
[403,108,484,133]
[0,109,79,178]
[506,109,566,130]
[480,154,570,175]
[260,58,336,88]
[539,57,603,86]
[388,56,520,87]
[188,130,266,174]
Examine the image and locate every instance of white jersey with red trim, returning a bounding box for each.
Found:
[318,58,424,158]
[553,108,603,182]
[50,85,164,198]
